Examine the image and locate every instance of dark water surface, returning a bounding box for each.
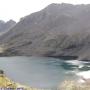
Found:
[0,56,90,88]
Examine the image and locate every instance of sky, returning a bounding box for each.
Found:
[0,0,90,22]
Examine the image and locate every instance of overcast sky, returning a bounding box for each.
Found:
[0,0,90,22]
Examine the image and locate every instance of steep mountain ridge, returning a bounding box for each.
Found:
[0,3,90,60]
[0,20,16,33]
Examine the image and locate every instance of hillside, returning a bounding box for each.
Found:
[0,20,16,33]
[1,3,90,60]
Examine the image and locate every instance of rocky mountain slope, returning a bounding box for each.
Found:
[1,3,90,60]
[0,20,16,33]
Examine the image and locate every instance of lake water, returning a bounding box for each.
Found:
[0,56,90,88]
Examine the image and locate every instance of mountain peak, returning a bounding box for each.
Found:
[1,4,90,60]
[0,20,5,24]
[0,19,16,33]
[45,3,74,9]
[6,20,16,24]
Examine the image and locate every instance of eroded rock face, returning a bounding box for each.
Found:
[1,3,90,60]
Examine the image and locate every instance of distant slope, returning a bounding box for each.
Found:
[0,20,16,33]
[1,3,90,60]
